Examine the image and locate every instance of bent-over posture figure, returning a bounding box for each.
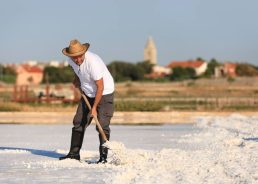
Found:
[59,39,114,163]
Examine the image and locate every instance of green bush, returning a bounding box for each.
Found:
[0,103,22,112]
[227,76,235,83]
[0,75,16,83]
[170,67,196,81]
[115,100,163,111]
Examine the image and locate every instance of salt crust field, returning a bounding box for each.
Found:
[0,114,257,184]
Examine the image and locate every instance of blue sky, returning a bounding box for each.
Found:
[1,0,258,66]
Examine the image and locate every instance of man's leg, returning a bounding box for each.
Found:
[96,93,114,163]
[59,97,91,160]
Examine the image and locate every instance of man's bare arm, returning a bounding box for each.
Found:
[91,78,104,117]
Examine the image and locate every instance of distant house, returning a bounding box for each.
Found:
[167,60,207,76]
[26,60,38,66]
[16,64,43,85]
[215,62,237,78]
[49,60,60,67]
[145,65,171,79]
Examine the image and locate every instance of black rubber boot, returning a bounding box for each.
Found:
[59,153,80,160]
[59,127,84,161]
[97,133,110,164]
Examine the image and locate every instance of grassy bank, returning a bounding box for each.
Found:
[1,100,258,112]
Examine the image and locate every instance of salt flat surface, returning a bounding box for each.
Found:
[0,114,257,184]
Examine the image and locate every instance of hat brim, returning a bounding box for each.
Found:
[62,43,90,57]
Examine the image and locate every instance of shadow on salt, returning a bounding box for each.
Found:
[0,146,63,158]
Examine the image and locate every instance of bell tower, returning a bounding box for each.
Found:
[144,36,157,65]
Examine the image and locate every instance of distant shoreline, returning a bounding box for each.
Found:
[0,111,258,125]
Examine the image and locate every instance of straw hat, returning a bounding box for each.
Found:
[62,39,90,57]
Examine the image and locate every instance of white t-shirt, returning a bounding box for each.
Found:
[68,51,114,97]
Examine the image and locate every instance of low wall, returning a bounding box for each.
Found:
[0,111,258,124]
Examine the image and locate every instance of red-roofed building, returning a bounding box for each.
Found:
[215,62,237,78]
[16,64,43,85]
[145,72,167,79]
[167,60,207,76]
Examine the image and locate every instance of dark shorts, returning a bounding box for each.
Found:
[72,93,114,134]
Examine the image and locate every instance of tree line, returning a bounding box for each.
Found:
[0,59,258,84]
[42,59,258,83]
[0,64,16,83]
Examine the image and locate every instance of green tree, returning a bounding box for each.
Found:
[136,60,153,74]
[204,58,220,77]
[0,65,16,84]
[108,61,145,82]
[170,67,196,81]
[236,63,257,77]
[43,66,74,83]
[196,57,205,61]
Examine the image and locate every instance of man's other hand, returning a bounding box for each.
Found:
[90,107,98,118]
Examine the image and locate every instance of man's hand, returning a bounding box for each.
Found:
[90,107,97,118]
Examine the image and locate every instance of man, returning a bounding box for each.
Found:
[59,39,114,163]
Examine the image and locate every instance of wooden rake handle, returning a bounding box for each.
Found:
[80,92,108,142]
